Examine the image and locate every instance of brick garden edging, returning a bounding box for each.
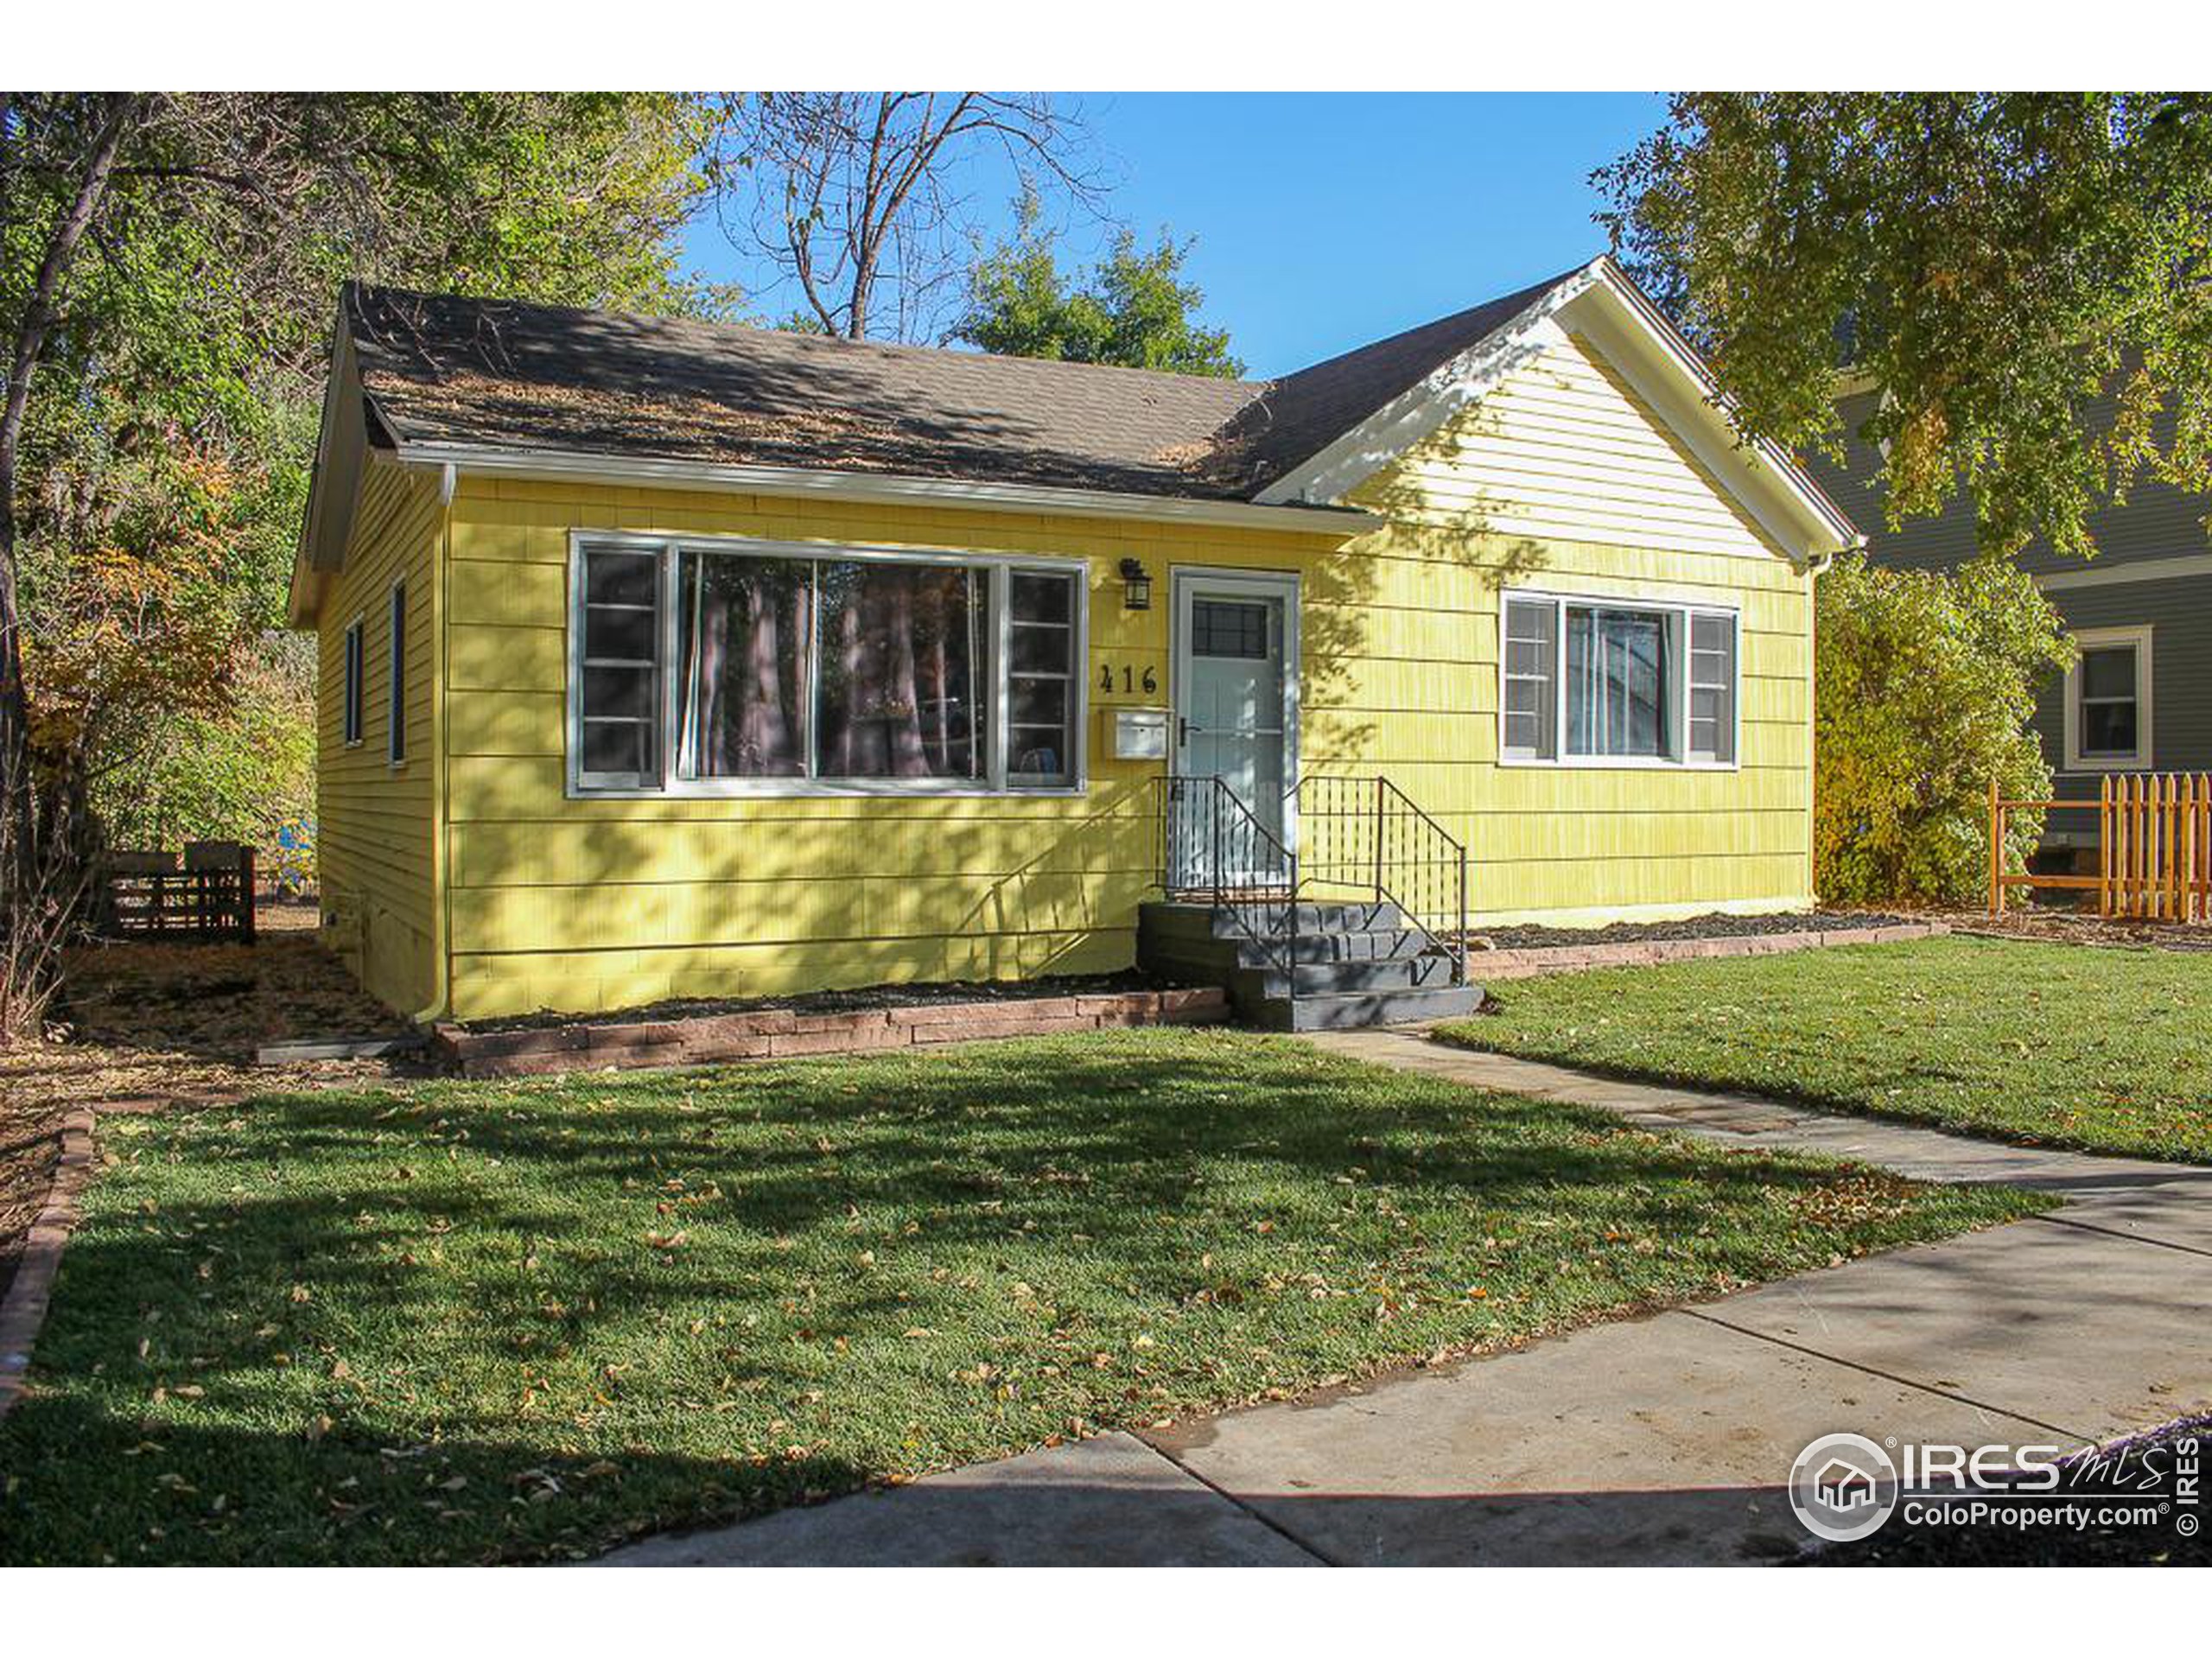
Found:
[432,986,1231,1079]
[1470,920,1947,982]
[0,1108,99,1422]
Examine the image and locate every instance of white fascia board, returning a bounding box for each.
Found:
[1571,267,1862,559]
[391,441,1376,537]
[2038,553,2212,591]
[285,315,365,629]
[1252,262,1605,507]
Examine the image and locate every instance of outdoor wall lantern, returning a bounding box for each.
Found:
[1119,557,1153,610]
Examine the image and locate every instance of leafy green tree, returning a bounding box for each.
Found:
[0,92,731,1032]
[1599,94,2212,560]
[954,191,1244,377]
[1814,555,2076,906]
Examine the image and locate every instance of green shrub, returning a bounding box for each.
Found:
[1815,554,2074,905]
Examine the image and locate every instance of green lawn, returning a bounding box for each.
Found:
[0,1027,2040,1565]
[1440,936,2212,1164]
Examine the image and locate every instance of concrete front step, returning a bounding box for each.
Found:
[1252,983,1485,1031]
[1140,899,1406,940]
[1137,899,1480,1032]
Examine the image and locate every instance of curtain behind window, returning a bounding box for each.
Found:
[678,552,983,781]
[1567,607,1669,758]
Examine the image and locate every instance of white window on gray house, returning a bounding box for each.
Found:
[387,582,408,766]
[1501,591,1738,767]
[341,618,365,746]
[572,537,1084,795]
[2065,625,2153,771]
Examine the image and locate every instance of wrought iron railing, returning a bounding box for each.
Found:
[1291,775,1469,986]
[1155,774,1300,989]
[1154,772,1471,1002]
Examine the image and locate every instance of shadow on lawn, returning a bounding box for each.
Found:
[0,1395,869,1566]
[1,1032,2002,1565]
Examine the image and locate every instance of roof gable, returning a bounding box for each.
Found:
[1255,258,1860,565]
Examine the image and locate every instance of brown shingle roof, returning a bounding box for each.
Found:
[344,270,1585,504]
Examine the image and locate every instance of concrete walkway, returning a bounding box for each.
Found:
[596,1032,2212,1567]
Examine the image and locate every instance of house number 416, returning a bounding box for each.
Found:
[1098,664,1160,696]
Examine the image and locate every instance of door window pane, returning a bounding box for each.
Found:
[1192,599,1268,658]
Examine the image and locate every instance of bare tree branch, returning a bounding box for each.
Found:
[723,92,1103,340]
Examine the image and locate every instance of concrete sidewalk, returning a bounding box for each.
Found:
[595,1033,2212,1567]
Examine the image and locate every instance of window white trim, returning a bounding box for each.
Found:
[341,614,365,747]
[385,581,407,768]
[1497,586,1742,772]
[566,531,1090,799]
[2062,624,2154,772]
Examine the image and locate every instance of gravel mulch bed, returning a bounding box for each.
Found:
[1808,1414,2210,1566]
[461,968,1185,1033]
[1938,906,2212,954]
[1471,910,1916,952]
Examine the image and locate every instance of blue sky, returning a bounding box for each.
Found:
[682,92,1668,378]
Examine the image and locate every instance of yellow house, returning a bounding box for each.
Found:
[289,257,1859,1028]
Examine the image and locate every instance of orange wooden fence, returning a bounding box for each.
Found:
[1989,773,2212,921]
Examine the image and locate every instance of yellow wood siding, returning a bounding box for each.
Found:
[314,461,442,1012]
[1366,318,1783,560]
[309,321,1814,1020]
[436,480,1346,1017]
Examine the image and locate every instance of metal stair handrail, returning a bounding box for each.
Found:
[1154,774,1301,1001]
[1288,774,1470,987]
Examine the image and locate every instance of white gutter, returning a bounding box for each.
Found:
[389,441,1378,537]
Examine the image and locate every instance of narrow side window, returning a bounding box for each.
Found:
[1502,596,1557,760]
[1007,569,1080,787]
[1688,611,1737,764]
[342,620,364,746]
[387,582,408,765]
[575,545,664,789]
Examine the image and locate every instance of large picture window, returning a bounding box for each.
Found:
[573,537,1084,795]
[1501,590,1738,767]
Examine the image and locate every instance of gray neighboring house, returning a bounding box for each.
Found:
[1810,383,2212,855]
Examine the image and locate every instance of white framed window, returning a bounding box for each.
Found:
[569,534,1088,798]
[2063,624,2153,772]
[341,617,365,747]
[387,581,408,766]
[1499,589,1738,768]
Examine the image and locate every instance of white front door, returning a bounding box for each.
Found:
[1170,569,1299,887]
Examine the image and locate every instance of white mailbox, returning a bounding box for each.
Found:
[1111,706,1172,761]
